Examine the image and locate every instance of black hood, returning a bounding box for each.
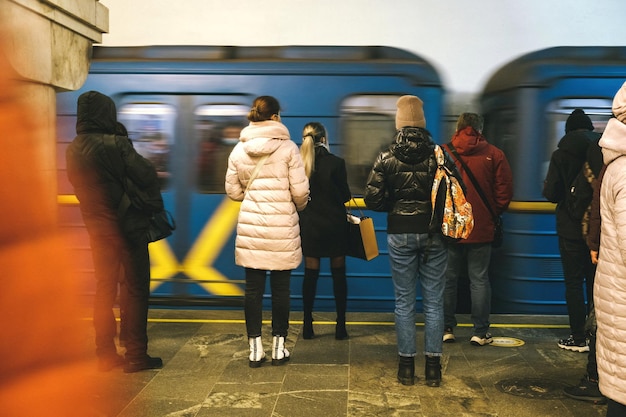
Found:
[75,90,117,135]
[390,127,435,165]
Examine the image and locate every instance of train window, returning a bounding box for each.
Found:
[118,104,176,189]
[340,95,398,195]
[195,104,249,193]
[544,99,613,180]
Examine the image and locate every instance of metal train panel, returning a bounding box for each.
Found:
[56,45,443,312]
[481,46,626,314]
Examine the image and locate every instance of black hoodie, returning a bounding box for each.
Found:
[66,91,159,237]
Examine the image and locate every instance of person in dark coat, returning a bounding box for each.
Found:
[442,113,513,346]
[542,108,601,352]
[364,95,462,388]
[299,122,352,340]
[66,90,163,373]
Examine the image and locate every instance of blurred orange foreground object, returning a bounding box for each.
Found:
[0,34,105,416]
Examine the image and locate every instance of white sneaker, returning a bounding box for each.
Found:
[443,328,456,343]
[470,333,493,346]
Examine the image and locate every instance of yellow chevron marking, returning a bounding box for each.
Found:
[59,194,244,297]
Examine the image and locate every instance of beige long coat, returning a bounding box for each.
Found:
[595,82,626,406]
[225,120,309,270]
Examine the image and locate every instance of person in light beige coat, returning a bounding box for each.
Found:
[595,81,626,416]
[225,95,309,368]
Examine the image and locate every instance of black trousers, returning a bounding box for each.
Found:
[558,236,596,341]
[244,268,291,338]
[90,229,150,360]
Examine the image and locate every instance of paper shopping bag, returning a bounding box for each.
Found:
[346,214,379,261]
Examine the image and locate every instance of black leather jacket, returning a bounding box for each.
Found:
[364,127,460,234]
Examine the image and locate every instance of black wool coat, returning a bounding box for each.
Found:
[299,147,351,257]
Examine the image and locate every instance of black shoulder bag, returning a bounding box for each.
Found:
[103,135,176,242]
[444,143,503,248]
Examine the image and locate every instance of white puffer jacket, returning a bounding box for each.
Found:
[225,120,309,270]
[595,81,626,406]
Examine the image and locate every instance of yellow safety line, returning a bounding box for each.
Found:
[141,317,569,329]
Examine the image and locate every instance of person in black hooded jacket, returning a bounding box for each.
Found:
[66,90,163,373]
[364,95,462,388]
[543,108,601,353]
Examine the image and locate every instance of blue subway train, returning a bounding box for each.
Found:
[56,45,444,312]
[480,46,626,314]
[56,45,626,314]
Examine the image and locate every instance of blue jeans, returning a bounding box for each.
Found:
[443,243,492,337]
[388,233,447,357]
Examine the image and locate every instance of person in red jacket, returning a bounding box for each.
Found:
[442,113,513,346]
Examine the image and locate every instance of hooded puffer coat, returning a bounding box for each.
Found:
[594,83,626,406]
[364,127,461,235]
[225,120,309,270]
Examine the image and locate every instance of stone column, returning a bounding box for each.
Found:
[0,0,109,209]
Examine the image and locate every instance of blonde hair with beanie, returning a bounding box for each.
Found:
[395,95,426,129]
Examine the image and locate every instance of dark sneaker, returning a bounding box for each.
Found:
[443,327,456,343]
[558,335,589,352]
[470,333,493,346]
[124,355,163,373]
[564,375,607,404]
[98,354,125,372]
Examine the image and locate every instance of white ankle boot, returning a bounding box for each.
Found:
[248,336,266,368]
[272,336,290,366]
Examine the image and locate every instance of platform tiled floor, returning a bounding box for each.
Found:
[87,310,607,417]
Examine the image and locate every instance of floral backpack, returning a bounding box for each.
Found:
[430,145,474,240]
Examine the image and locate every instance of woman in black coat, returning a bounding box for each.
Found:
[299,122,352,340]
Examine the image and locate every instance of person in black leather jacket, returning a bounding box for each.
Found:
[364,95,461,388]
[66,90,163,373]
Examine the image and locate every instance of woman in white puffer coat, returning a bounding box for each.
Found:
[595,81,626,416]
[225,96,309,368]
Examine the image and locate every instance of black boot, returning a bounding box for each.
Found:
[332,266,349,340]
[397,355,415,385]
[302,268,319,339]
[425,355,442,387]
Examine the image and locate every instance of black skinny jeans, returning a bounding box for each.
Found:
[244,268,291,338]
[558,236,596,342]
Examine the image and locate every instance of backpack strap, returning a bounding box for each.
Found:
[444,143,498,220]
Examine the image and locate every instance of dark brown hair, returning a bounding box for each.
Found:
[248,96,281,122]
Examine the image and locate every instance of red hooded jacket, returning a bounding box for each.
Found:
[447,127,513,244]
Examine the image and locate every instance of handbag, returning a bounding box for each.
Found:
[444,143,503,248]
[346,199,379,261]
[103,135,176,242]
[147,209,176,243]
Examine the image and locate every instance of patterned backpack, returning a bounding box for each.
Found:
[430,145,474,240]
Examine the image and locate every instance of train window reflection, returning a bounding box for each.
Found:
[544,99,613,181]
[195,104,248,193]
[341,95,398,195]
[118,104,175,189]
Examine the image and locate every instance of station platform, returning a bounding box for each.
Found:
[89,309,607,417]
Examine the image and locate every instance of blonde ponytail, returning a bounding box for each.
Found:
[300,135,315,178]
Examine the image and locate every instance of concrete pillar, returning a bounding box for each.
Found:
[0,0,108,211]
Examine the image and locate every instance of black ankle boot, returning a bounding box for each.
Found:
[425,355,441,387]
[303,318,315,339]
[335,322,349,340]
[397,355,415,385]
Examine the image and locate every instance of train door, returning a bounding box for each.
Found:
[116,95,251,305]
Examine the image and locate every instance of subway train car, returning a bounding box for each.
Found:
[480,46,626,314]
[56,45,444,312]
